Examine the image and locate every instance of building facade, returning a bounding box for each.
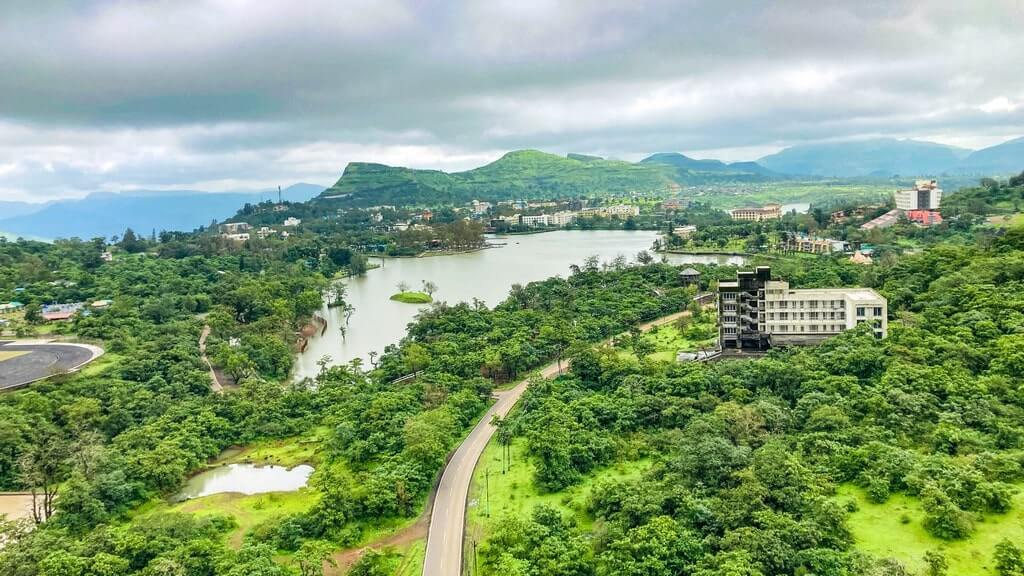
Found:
[894,179,942,211]
[729,204,782,221]
[719,266,887,349]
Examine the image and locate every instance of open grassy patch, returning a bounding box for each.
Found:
[218,429,328,468]
[467,437,651,539]
[987,213,1024,228]
[836,484,1024,575]
[76,352,122,377]
[615,317,717,362]
[390,291,433,304]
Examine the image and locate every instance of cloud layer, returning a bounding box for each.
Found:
[1,0,1022,201]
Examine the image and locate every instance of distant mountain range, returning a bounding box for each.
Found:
[758,136,1023,177]
[0,183,324,240]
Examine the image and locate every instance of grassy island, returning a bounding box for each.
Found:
[390,291,433,304]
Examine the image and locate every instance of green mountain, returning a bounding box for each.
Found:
[640,153,778,178]
[758,138,972,177]
[319,150,679,206]
[957,136,1024,175]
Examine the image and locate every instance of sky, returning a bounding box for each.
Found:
[1,0,1023,202]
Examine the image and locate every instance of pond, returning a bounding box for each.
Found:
[293,230,745,379]
[173,464,314,501]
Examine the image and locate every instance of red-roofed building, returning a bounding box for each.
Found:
[906,210,943,226]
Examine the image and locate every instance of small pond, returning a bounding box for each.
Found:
[173,463,314,501]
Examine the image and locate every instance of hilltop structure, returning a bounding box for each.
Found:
[719,266,887,350]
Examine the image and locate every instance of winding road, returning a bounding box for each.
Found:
[421,310,691,576]
[0,340,103,391]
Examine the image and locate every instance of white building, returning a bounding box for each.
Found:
[520,214,552,227]
[895,180,942,211]
[283,217,302,227]
[762,281,887,345]
[101,251,113,262]
[719,266,887,350]
[606,204,640,217]
[729,204,782,221]
[551,211,577,226]
[222,233,250,242]
[220,222,250,234]
[673,225,697,238]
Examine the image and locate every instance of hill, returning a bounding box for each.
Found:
[759,138,972,177]
[956,136,1024,175]
[640,153,778,178]
[319,150,678,206]
[0,183,324,240]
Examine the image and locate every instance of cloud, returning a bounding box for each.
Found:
[0,0,1023,200]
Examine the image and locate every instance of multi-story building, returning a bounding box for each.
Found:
[520,214,552,227]
[673,225,697,238]
[283,217,301,227]
[895,179,942,211]
[784,235,848,254]
[606,204,640,217]
[719,266,887,349]
[729,204,782,221]
[551,211,577,226]
[220,222,250,234]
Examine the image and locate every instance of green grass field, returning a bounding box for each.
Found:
[837,484,1024,574]
[616,318,717,362]
[390,291,433,304]
[987,213,1024,228]
[467,438,651,538]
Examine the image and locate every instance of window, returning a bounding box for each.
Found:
[857,307,866,317]
[723,293,736,300]
[780,312,788,320]
[810,325,818,332]
[874,307,883,316]
[723,304,736,311]
[723,327,736,334]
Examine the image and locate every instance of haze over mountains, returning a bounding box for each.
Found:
[0,183,324,240]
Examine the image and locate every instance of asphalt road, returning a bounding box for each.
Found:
[0,341,102,391]
[421,310,690,576]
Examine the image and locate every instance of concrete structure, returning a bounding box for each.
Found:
[785,235,848,254]
[283,217,301,227]
[40,303,84,322]
[222,233,251,242]
[0,302,23,316]
[729,204,781,221]
[860,209,902,230]
[219,222,250,234]
[673,225,697,238]
[663,198,689,210]
[907,210,943,226]
[719,266,886,349]
[101,251,113,262]
[551,211,577,226]
[895,179,942,211]
[607,204,640,217]
[520,214,551,227]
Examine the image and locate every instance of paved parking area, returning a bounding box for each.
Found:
[0,341,103,391]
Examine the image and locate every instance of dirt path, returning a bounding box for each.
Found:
[0,493,34,521]
[325,500,432,574]
[199,325,224,393]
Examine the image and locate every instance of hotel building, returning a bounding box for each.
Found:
[719,266,887,349]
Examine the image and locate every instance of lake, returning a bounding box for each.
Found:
[173,464,314,501]
[293,230,745,379]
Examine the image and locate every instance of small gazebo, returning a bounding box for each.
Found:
[679,267,701,286]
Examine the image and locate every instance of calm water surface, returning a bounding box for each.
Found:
[294,230,745,379]
[174,464,314,501]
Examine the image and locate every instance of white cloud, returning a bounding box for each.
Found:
[979,96,1019,114]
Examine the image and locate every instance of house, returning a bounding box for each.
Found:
[606,204,640,217]
[0,302,24,316]
[663,199,689,211]
[101,251,113,262]
[41,303,85,322]
[680,268,701,286]
[718,266,886,350]
[222,233,250,242]
[283,217,301,227]
[729,204,782,221]
[850,251,873,265]
[673,225,697,238]
[220,222,250,234]
[784,235,848,254]
[90,299,113,309]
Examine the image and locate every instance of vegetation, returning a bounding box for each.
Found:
[390,292,433,304]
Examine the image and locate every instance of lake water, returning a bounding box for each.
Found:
[293,230,745,379]
[173,464,314,501]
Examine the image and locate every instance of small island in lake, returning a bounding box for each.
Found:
[390,291,433,304]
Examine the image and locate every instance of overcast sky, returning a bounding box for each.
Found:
[1,0,1022,202]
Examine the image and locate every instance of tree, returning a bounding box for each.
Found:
[422,280,438,297]
[396,281,410,293]
[636,250,654,265]
[296,540,337,576]
[923,550,948,576]
[995,539,1024,576]
[17,426,70,524]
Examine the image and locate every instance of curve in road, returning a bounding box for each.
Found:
[421,309,691,576]
[0,341,104,391]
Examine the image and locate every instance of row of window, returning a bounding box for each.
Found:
[773,324,844,333]
[769,311,846,321]
[856,306,884,317]
[767,299,845,309]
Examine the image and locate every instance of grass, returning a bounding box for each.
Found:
[77,352,122,377]
[837,484,1024,575]
[218,429,328,468]
[615,318,717,362]
[467,438,651,538]
[987,213,1024,228]
[394,539,426,576]
[390,291,433,304]
[0,350,29,362]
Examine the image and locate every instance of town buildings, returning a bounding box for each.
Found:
[673,225,697,238]
[718,266,887,350]
[784,234,848,254]
[860,209,902,230]
[579,204,640,218]
[729,204,782,221]
[906,210,943,226]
